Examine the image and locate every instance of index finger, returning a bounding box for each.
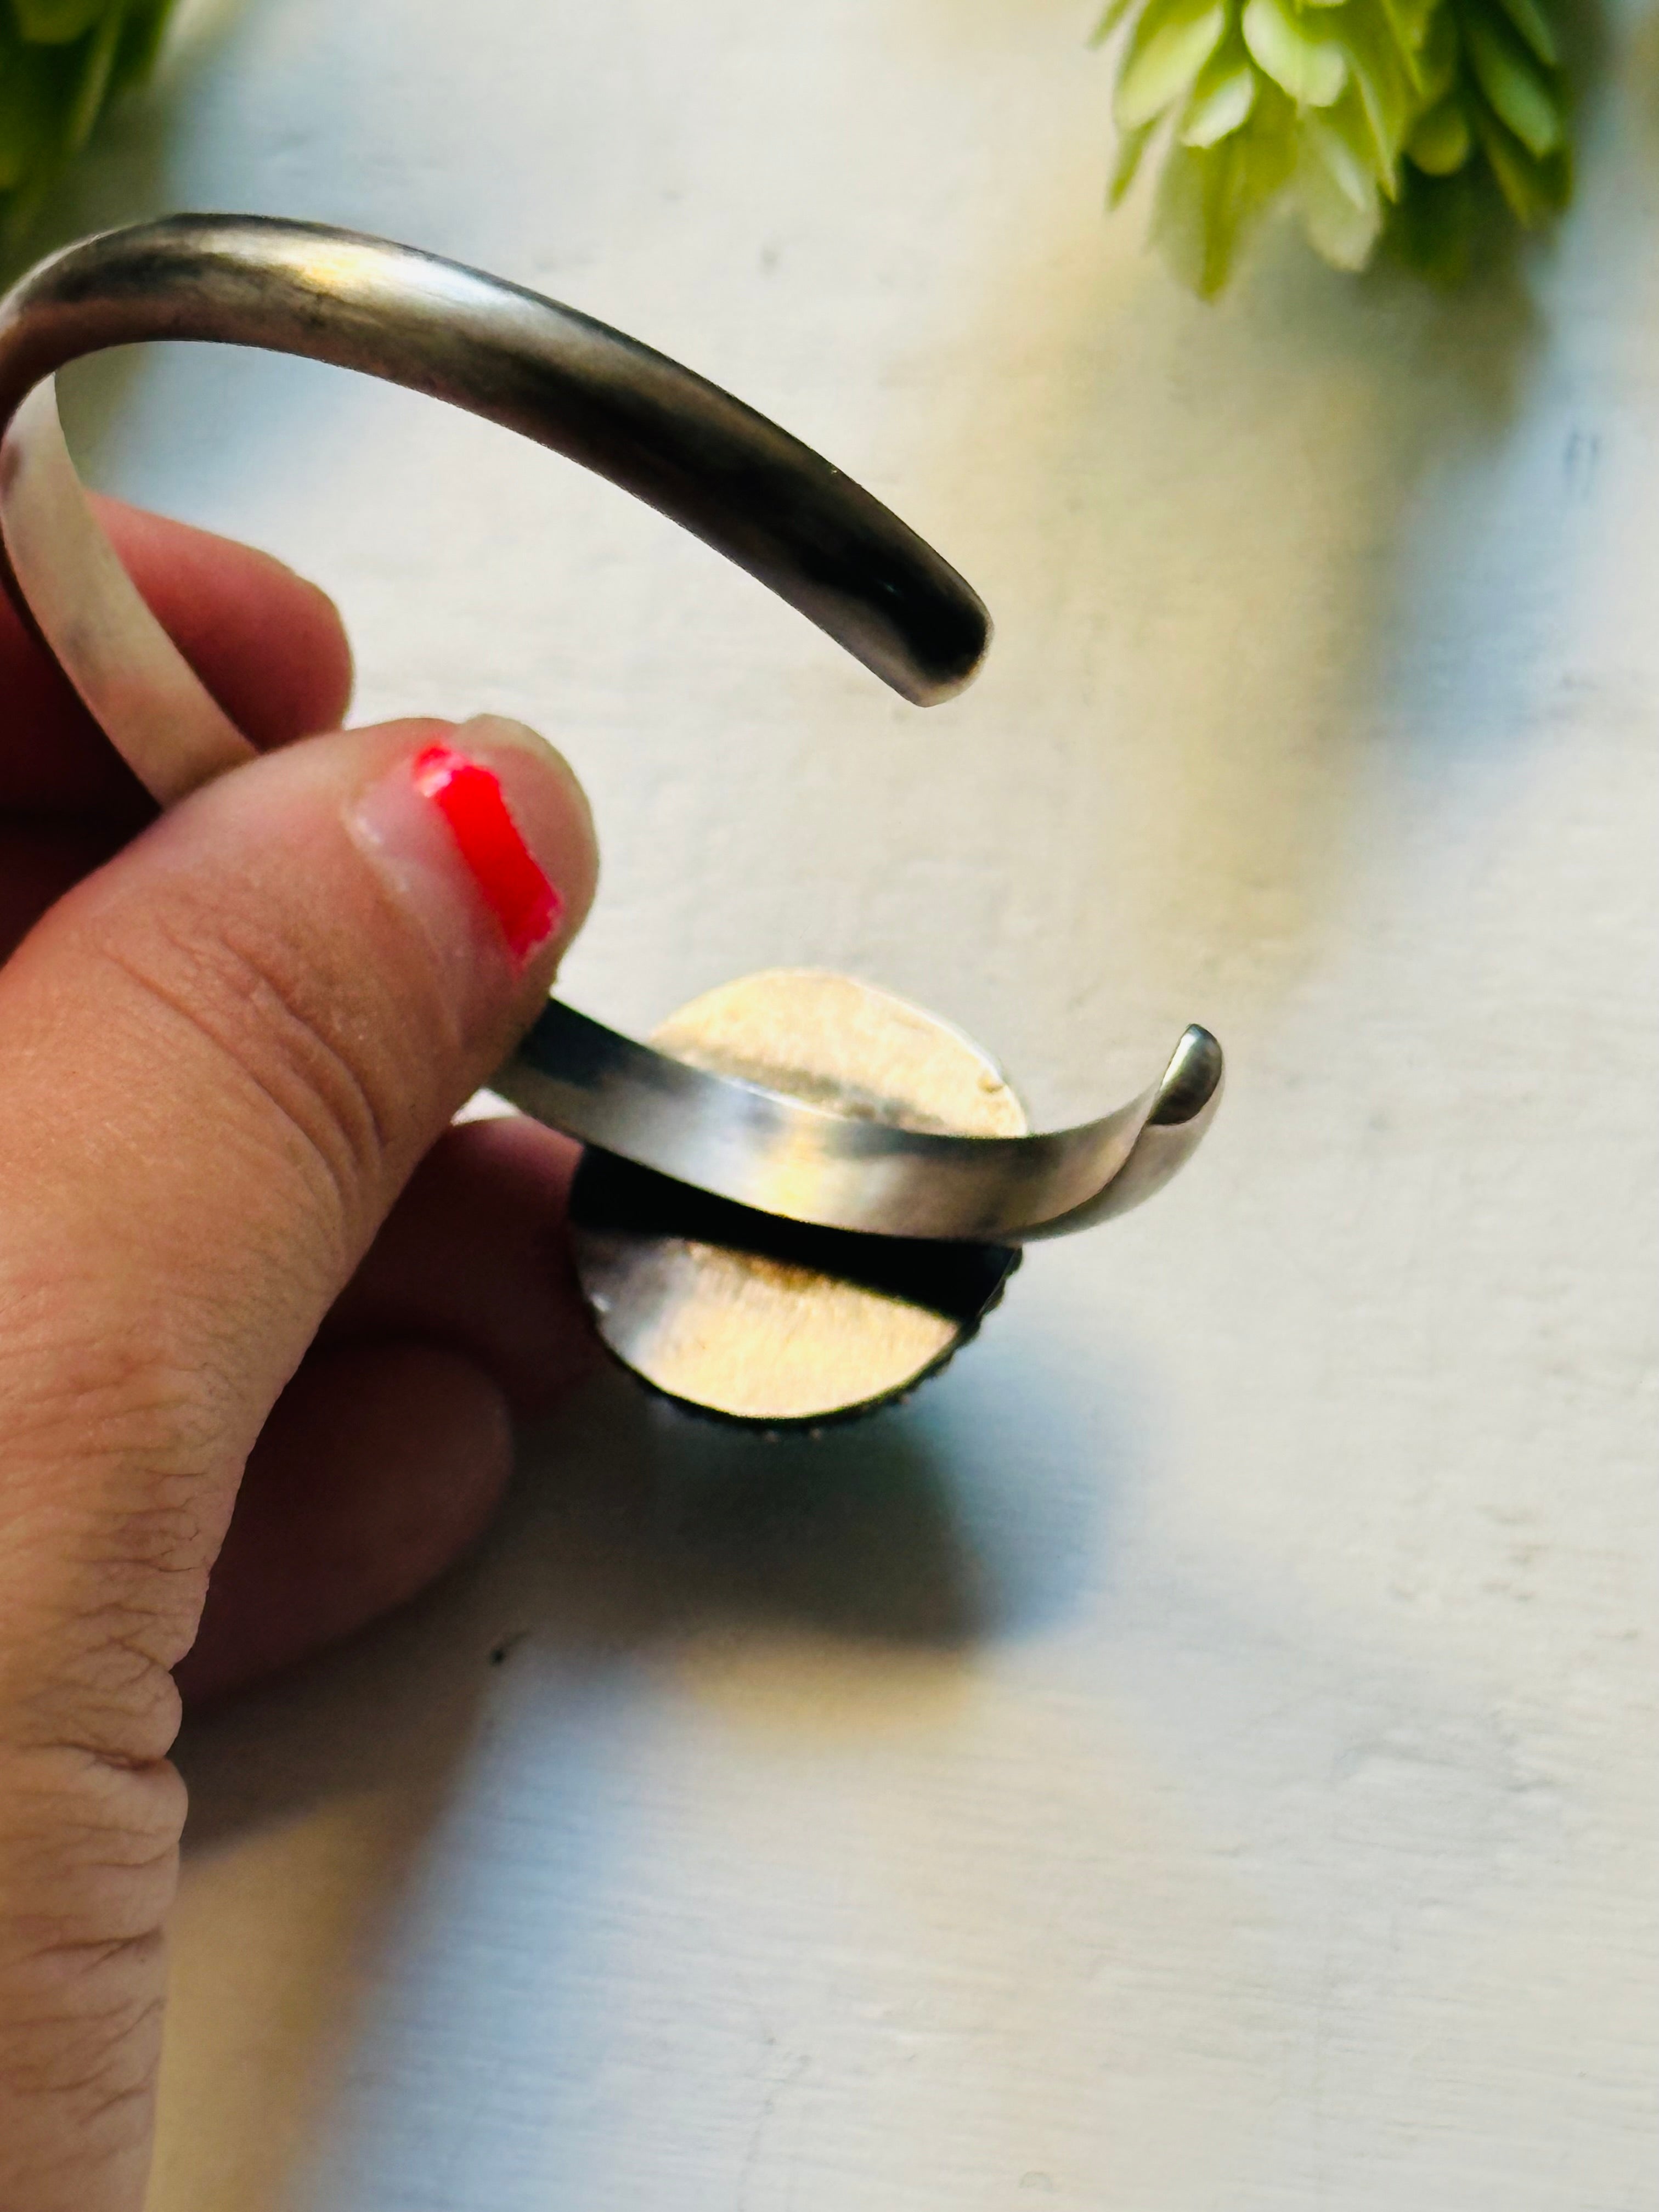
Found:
[1,496,354,818]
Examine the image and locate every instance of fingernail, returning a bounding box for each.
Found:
[409,742,562,960]
[350,723,591,1009]
[452,712,597,876]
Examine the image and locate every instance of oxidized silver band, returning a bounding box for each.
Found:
[0,216,1220,1245]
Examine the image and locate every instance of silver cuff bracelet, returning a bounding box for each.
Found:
[0,215,1222,1426]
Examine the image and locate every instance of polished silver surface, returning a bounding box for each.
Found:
[0,216,989,705]
[497,995,1221,1244]
[0,215,1222,1266]
[0,380,258,804]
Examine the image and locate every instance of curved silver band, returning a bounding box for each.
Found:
[0,215,1220,1244]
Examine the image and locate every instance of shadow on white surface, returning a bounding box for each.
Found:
[160,1333,1117,2209]
[176,1337,1113,1846]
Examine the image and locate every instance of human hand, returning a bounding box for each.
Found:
[0,504,600,2210]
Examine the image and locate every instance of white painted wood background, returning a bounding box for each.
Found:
[41,0,1658,2205]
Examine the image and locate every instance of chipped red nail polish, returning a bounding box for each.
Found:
[411,742,562,960]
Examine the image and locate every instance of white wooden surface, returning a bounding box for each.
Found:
[42,2,1657,2206]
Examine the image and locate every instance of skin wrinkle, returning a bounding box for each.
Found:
[2,1997,164,2101]
[0,1475,221,1577]
[0,1539,214,1754]
[0,1341,227,1686]
[0,1175,311,1450]
[3,1932,172,1989]
[0,1477,229,1708]
[2,1765,182,2190]
[0,1797,184,1905]
[0,1242,287,1480]
[3,1624,189,1766]
[1,1978,166,2113]
[90,920,391,1277]
[0,1328,221,1509]
[12,1626,174,1728]
[167,892,407,1181]
[10,1865,182,1932]
[20,1610,190,1728]
[0,1766,186,1923]
[3,1912,177,1999]
[0,1368,219,1496]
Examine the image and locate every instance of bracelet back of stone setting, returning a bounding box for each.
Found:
[568,972,1028,1425]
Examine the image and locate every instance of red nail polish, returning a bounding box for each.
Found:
[411,743,562,960]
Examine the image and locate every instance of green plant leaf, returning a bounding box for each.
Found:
[1180,37,1259,146]
[0,52,61,191]
[1388,157,1492,278]
[1409,2,1458,104]
[1469,97,1569,220]
[1494,0,1559,67]
[1307,98,1383,206]
[1296,115,1384,264]
[1090,0,1146,48]
[1339,2,1416,179]
[111,1,179,93]
[1464,6,1562,158]
[1090,0,1571,292]
[1242,0,1347,108]
[1115,0,1228,130]
[1152,83,1297,293]
[1376,0,1440,69]
[4,0,177,247]
[1408,95,1473,172]
[12,0,108,42]
[1152,138,1254,293]
[1393,0,1443,49]
[1109,115,1156,203]
[65,0,127,153]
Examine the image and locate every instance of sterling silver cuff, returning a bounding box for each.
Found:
[0,215,1222,1424]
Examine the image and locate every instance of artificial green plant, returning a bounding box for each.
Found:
[1097,0,1571,291]
[1,0,176,244]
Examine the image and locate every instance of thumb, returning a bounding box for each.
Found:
[0,713,594,2204]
